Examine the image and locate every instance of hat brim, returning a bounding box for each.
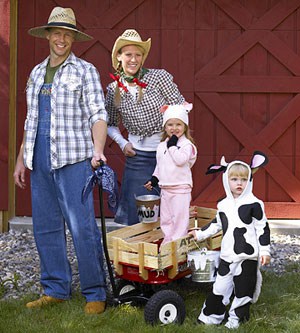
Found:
[28,25,93,42]
[111,37,151,70]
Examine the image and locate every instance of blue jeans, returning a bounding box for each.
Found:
[115,149,158,225]
[30,84,106,301]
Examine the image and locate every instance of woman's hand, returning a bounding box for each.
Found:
[123,142,136,157]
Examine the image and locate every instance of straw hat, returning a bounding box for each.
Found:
[111,29,151,70]
[28,7,93,42]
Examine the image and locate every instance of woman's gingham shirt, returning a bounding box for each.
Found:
[105,69,185,138]
[24,52,108,170]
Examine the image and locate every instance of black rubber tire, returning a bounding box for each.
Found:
[106,280,138,306]
[116,280,137,296]
[144,289,186,325]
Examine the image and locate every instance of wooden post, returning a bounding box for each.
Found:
[168,241,178,279]
[113,237,123,276]
[138,242,148,280]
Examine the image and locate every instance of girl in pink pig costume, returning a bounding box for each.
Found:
[145,103,197,245]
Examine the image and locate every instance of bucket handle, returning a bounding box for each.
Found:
[134,185,160,199]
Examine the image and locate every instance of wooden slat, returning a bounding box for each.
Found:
[113,237,123,275]
[109,237,158,256]
[138,243,148,280]
[125,229,163,243]
[191,206,217,220]
[167,242,178,279]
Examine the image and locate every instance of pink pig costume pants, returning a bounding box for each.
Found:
[160,185,191,245]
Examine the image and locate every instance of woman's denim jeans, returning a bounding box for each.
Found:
[115,149,158,225]
[30,84,106,301]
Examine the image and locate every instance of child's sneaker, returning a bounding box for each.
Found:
[224,318,239,329]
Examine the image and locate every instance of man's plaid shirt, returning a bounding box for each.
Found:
[24,52,107,170]
[105,69,185,138]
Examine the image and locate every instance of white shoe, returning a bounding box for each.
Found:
[224,318,239,329]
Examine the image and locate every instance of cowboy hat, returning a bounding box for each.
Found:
[111,29,151,70]
[28,7,93,42]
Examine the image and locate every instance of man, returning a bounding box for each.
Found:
[13,7,107,314]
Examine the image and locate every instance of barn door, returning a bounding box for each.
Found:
[192,0,300,218]
[16,0,300,218]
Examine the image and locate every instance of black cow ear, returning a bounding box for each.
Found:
[250,151,269,174]
[206,165,227,175]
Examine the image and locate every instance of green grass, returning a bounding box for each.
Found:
[1,269,300,333]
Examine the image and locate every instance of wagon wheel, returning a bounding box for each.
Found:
[106,280,139,306]
[116,280,137,296]
[144,289,186,325]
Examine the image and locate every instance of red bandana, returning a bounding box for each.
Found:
[133,78,147,89]
[109,73,148,92]
[109,73,128,92]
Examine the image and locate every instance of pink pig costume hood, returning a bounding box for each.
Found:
[161,103,193,126]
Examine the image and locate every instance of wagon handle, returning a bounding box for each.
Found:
[97,160,118,299]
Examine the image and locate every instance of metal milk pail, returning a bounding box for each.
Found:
[187,248,220,282]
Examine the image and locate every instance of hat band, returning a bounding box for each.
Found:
[47,22,77,30]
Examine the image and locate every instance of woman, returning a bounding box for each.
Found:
[106,29,185,225]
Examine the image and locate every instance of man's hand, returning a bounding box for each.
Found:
[13,159,26,189]
[91,153,107,169]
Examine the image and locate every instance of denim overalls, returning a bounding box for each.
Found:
[30,83,106,301]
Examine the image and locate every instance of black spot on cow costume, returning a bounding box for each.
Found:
[194,151,271,329]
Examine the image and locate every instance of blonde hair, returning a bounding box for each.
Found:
[114,45,145,107]
[161,123,195,144]
[228,163,249,178]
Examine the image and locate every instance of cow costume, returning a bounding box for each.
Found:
[194,151,271,329]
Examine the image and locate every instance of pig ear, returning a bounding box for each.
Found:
[206,156,228,175]
[160,105,169,113]
[183,102,193,112]
[250,151,269,174]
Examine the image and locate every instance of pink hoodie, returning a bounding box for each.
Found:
[153,134,197,187]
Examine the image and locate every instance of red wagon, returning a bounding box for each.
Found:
[105,206,222,325]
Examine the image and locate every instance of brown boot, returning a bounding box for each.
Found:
[84,301,106,314]
[26,295,65,308]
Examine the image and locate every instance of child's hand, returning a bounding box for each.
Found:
[144,181,153,191]
[167,135,178,148]
[260,255,271,266]
[144,176,159,191]
[188,230,197,240]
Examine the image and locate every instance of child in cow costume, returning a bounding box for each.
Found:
[189,151,271,329]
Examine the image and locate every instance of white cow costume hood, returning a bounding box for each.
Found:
[195,151,271,263]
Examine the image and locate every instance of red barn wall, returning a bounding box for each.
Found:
[0,0,9,211]
[12,0,300,218]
